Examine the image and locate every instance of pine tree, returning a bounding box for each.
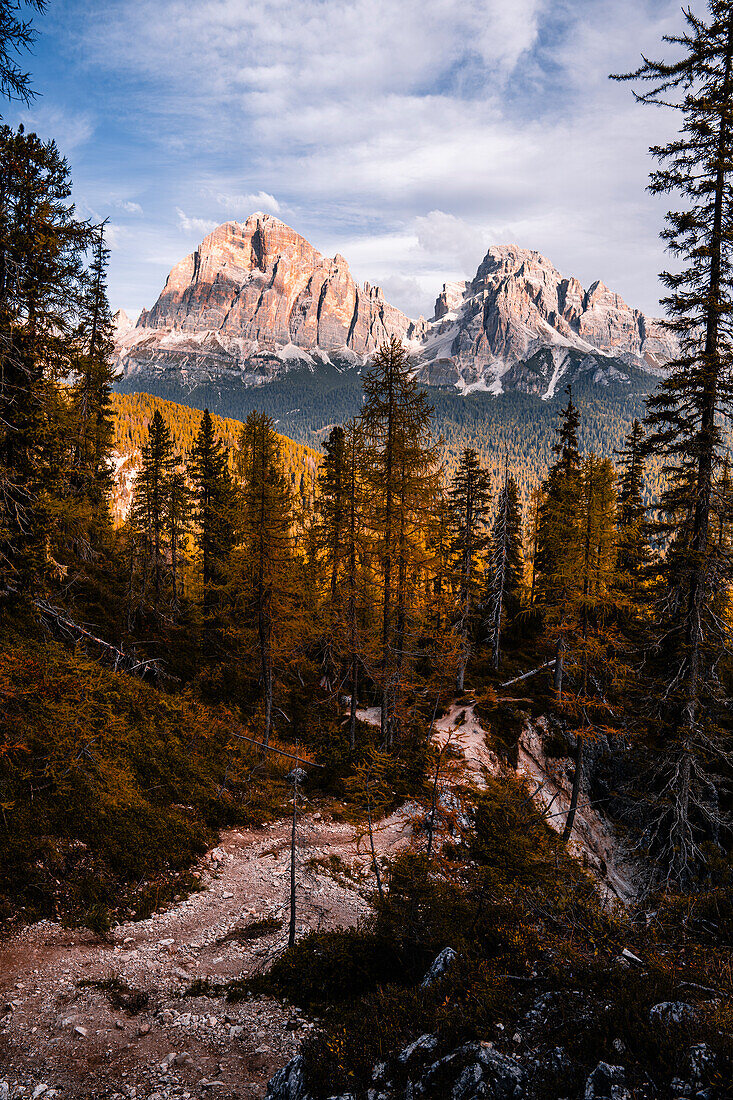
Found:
[534,388,583,693]
[234,410,295,750]
[448,448,491,690]
[190,409,234,611]
[486,467,524,671]
[360,337,440,747]
[615,2,733,881]
[615,418,652,611]
[0,123,88,593]
[70,220,116,513]
[167,466,191,610]
[129,409,176,607]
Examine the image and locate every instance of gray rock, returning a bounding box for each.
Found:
[649,1002,697,1028]
[398,1034,438,1064]
[421,947,457,988]
[265,1056,312,1100]
[584,1062,629,1100]
[688,1043,715,1086]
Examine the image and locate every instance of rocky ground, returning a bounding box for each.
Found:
[0,813,410,1100]
[0,702,637,1100]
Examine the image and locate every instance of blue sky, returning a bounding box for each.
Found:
[7,0,685,321]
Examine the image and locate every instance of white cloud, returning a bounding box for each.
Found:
[175,208,218,236]
[68,0,689,320]
[211,190,280,215]
[17,104,94,152]
[113,199,143,214]
[415,211,490,276]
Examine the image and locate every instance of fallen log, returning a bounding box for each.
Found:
[499,659,556,688]
[34,599,170,682]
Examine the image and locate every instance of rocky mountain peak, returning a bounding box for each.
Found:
[115,218,677,402]
[134,215,411,356]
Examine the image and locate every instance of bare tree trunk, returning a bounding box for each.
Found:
[562,732,584,842]
[349,656,358,754]
[553,635,565,697]
[366,773,384,904]
[425,749,443,870]
[288,765,298,950]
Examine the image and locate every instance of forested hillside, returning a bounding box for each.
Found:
[110,392,319,520]
[116,360,666,502]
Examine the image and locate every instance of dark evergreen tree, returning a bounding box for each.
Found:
[0,123,88,593]
[70,221,116,513]
[130,409,176,607]
[448,447,491,690]
[190,409,235,610]
[615,418,652,610]
[615,2,733,881]
[486,468,524,671]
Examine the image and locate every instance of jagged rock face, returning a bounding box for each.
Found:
[137,214,411,355]
[414,246,677,395]
[114,219,676,402]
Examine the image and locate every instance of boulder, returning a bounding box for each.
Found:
[649,1002,697,1028]
[265,1055,312,1100]
[421,947,458,988]
[583,1062,629,1100]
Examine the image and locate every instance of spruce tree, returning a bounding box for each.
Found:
[190,409,234,611]
[615,419,652,611]
[448,448,491,690]
[486,467,524,671]
[0,123,88,593]
[615,2,733,881]
[129,409,176,607]
[71,221,116,513]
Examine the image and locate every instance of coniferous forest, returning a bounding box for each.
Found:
[4,2,733,1100]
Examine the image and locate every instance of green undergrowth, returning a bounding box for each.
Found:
[0,621,295,930]
[240,774,733,1099]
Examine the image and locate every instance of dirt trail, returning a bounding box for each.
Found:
[0,813,409,1100]
[0,697,636,1099]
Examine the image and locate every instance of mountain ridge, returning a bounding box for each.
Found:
[114,213,676,403]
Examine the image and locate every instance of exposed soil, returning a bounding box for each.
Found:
[0,813,410,1100]
[0,697,636,1100]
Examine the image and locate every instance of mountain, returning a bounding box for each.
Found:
[113,214,674,492]
[411,245,677,396]
[115,213,675,398]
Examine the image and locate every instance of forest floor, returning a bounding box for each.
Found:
[0,697,635,1100]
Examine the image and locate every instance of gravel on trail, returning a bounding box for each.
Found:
[0,812,410,1100]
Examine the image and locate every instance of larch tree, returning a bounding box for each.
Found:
[562,453,619,841]
[0,1,45,105]
[486,466,524,671]
[360,337,440,748]
[235,411,295,751]
[448,447,491,690]
[615,1,733,882]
